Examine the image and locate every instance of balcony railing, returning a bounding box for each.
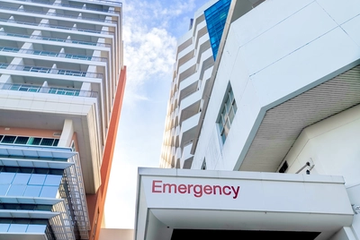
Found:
[0,6,118,24]
[0,18,114,35]
[13,0,121,13]
[1,32,111,47]
[0,63,103,78]
[0,46,108,62]
[76,0,122,5]
[0,47,20,53]
[0,83,99,97]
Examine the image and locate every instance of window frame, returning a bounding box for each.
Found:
[217,84,237,143]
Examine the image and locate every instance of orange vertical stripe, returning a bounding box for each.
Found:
[88,67,127,240]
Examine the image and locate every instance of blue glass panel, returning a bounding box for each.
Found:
[204,0,232,60]
[7,185,26,196]
[8,224,28,232]
[27,224,47,233]
[40,186,58,198]
[0,184,10,195]
[12,173,31,184]
[0,224,10,232]
[0,172,15,184]
[29,174,46,185]
[23,185,42,197]
[44,175,62,186]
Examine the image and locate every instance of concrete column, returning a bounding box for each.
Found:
[20,42,33,52]
[80,82,91,97]
[58,119,74,147]
[0,75,11,84]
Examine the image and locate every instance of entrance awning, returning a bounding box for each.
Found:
[135,168,354,240]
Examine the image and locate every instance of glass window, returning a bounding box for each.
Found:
[4,204,19,209]
[19,204,35,210]
[40,138,54,146]
[12,173,30,184]
[204,0,231,60]
[8,224,28,232]
[15,136,29,144]
[218,86,237,143]
[27,224,46,233]
[0,172,15,184]
[49,169,63,175]
[23,186,42,197]
[28,137,41,145]
[34,168,49,174]
[19,168,33,174]
[7,185,26,196]
[35,205,52,211]
[29,174,46,185]
[0,224,10,232]
[2,135,16,143]
[0,185,10,195]
[3,167,19,173]
[44,175,62,186]
[40,186,58,198]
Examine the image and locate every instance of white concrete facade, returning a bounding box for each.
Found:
[157,0,360,239]
[192,0,360,172]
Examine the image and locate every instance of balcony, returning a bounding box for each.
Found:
[180,112,201,147]
[72,0,122,7]
[1,83,98,98]
[0,6,118,24]
[11,0,121,13]
[0,47,20,53]
[0,18,114,35]
[1,33,110,47]
[0,63,103,78]
[179,73,198,93]
[179,90,202,120]
[0,47,107,62]
[180,142,193,168]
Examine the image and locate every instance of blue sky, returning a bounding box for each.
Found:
[104,0,210,229]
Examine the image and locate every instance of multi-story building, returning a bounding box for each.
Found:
[160,0,233,169]
[0,0,126,239]
[152,0,360,239]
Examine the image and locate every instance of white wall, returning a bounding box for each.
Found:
[285,105,360,187]
[284,105,360,239]
[191,0,360,170]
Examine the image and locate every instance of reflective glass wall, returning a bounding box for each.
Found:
[204,0,232,60]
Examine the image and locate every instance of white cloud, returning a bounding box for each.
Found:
[121,0,200,105]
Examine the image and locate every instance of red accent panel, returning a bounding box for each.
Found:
[87,67,127,240]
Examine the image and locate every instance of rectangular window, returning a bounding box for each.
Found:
[23,185,42,197]
[7,185,26,196]
[28,174,46,185]
[2,135,16,144]
[40,138,54,146]
[15,136,29,144]
[218,85,237,143]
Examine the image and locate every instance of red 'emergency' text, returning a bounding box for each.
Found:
[151,180,240,199]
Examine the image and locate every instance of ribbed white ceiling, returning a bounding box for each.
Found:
[240,65,360,172]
